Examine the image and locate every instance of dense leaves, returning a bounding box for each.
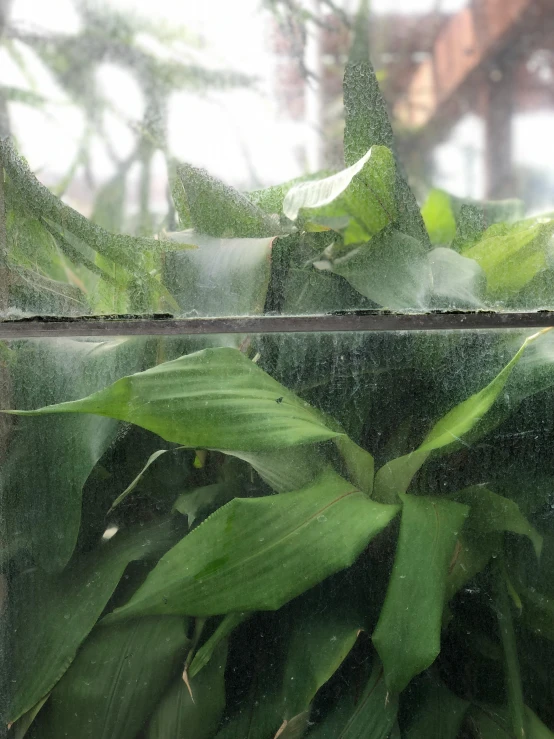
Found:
[2,3,554,737]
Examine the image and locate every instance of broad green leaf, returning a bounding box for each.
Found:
[309,661,398,739]
[462,218,554,299]
[468,704,554,739]
[421,189,457,245]
[283,146,395,241]
[404,676,469,739]
[2,337,144,570]
[103,470,399,621]
[147,642,227,739]
[449,486,542,559]
[280,589,364,719]
[330,227,431,310]
[190,612,250,679]
[372,494,469,693]
[9,695,49,739]
[427,247,486,310]
[175,162,283,238]
[35,617,189,739]
[7,518,181,724]
[5,347,340,453]
[374,331,544,502]
[162,230,275,317]
[343,13,428,247]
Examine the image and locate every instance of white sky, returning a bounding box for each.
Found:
[3,0,554,206]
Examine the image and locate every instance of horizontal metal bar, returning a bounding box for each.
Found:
[1,312,554,338]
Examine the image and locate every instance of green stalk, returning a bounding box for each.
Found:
[494,553,527,739]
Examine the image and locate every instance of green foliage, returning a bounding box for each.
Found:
[2,3,554,737]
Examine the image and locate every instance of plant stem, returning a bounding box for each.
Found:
[494,554,527,739]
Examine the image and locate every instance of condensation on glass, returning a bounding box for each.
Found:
[1,0,554,738]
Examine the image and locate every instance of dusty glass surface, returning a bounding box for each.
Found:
[1,329,554,737]
[1,0,553,317]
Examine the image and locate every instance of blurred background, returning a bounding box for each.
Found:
[1,0,553,235]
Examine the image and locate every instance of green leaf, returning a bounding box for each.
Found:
[335,437,374,496]
[9,695,50,739]
[162,230,275,317]
[330,227,430,310]
[372,494,469,693]
[374,330,544,502]
[189,612,250,679]
[147,642,227,739]
[309,661,398,739]
[343,15,428,247]
[2,337,145,570]
[7,518,181,724]
[5,346,340,453]
[404,676,469,739]
[467,704,554,739]
[103,470,399,621]
[283,146,395,241]
[421,189,457,245]
[35,617,189,739]
[283,148,374,221]
[175,162,284,238]
[280,589,364,719]
[108,447,184,514]
[449,486,542,559]
[462,218,554,300]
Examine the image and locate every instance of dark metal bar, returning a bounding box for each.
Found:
[1,312,554,338]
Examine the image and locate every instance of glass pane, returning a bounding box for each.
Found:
[1,0,553,317]
[2,328,554,735]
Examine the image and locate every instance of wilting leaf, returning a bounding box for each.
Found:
[372,494,469,693]
[147,642,227,739]
[35,617,189,739]
[5,346,341,453]
[7,518,181,724]
[103,471,399,621]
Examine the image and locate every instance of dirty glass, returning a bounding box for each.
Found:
[2,0,554,738]
[1,329,554,737]
[0,0,553,317]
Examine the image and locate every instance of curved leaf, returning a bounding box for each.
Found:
[104,471,399,621]
[372,494,469,693]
